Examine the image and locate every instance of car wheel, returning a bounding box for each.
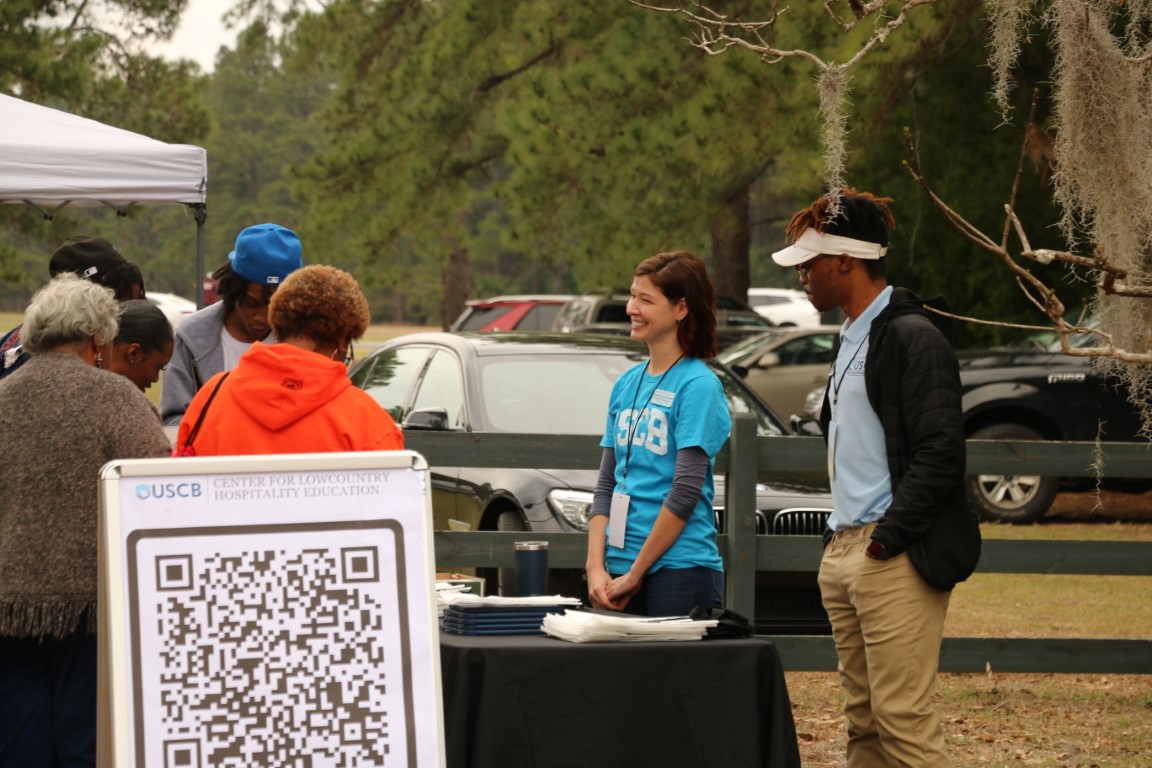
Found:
[966,424,1059,524]
[476,508,526,597]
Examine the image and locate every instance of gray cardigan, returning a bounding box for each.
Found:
[160,301,227,426]
[0,353,172,639]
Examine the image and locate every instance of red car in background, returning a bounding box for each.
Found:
[449,295,575,332]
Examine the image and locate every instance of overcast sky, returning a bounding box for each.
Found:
[147,0,237,73]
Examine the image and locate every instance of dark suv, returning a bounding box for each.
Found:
[959,342,1146,522]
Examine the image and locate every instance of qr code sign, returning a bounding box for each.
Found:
[130,524,410,768]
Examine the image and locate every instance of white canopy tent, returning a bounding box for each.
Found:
[0,92,208,303]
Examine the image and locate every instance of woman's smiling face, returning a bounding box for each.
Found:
[627,275,684,346]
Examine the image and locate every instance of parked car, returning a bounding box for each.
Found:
[717,326,842,420]
[551,292,774,349]
[449,295,575,333]
[787,326,1148,523]
[146,291,196,330]
[747,287,822,327]
[348,331,832,633]
[956,342,1146,523]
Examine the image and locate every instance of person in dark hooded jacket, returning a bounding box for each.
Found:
[771,189,980,768]
[173,265,402,456]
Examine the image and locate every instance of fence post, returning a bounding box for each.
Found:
[724,415,759,620]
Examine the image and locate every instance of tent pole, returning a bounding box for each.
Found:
[192,204,207,310]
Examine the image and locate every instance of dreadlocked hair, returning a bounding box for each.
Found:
[784,188,896,243]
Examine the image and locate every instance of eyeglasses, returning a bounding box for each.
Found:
[331,340,355,366]
[795,253,835,278]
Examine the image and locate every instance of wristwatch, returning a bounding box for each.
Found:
[865,538,888,560]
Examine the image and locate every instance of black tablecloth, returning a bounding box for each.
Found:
[439,631,801,768]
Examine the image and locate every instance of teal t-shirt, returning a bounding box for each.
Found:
[599,356,731,574]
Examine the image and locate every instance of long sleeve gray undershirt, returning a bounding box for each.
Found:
[590,446,709,521]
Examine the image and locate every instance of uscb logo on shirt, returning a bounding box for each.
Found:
[617,406,671,456]
[651,389,675,407]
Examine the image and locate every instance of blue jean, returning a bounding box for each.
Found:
[0,622,97,768]
[614,565,724,617]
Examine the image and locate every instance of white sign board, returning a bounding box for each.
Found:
[98,451,443,768]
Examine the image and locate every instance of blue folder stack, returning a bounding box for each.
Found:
[441,603,573,635]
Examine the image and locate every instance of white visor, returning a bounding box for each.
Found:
[771,228,888,267]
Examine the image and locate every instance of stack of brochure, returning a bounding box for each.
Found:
[542,609,717,643]
[439,593,582,636]
[434,581,472,618]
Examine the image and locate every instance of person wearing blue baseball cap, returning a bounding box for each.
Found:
[160,223,303,425]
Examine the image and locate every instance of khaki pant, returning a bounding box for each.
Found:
[818,522,952,767]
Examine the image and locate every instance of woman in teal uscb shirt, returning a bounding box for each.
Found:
[585,250,732,616]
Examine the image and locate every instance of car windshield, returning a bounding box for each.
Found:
[476,350,786,438]
[716,331,787,366]
[714,369,787,437]
[1044,317,1101,352]
[477,353,635,433]
[456,305,515,331]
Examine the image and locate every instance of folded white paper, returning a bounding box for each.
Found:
[541,609,717,643]
[435,581,472,616]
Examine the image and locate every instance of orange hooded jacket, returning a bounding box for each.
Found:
[174,342,402,456]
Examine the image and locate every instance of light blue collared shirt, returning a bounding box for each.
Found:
[827,286,893,531]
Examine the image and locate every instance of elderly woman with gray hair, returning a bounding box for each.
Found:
[0,273,171,767]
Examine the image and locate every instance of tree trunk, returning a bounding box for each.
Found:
[393,291,406,324]
[442,244,472,330]
[710,183,751,303]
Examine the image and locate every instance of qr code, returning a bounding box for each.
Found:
[133,526,408,768]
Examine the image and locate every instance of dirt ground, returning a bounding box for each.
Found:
[787,669,1152,768]
[790,488,1151,768]
[1045,486,1152,522]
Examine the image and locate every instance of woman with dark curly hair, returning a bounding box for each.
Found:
[173,265,403,455]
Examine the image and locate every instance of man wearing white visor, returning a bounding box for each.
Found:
[773,189,981,768]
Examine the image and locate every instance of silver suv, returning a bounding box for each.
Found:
[552,292,773,347]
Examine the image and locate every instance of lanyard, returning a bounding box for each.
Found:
[830,332,869,416]
[621,354,684,490]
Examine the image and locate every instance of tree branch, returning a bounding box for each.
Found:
[905,120,1152,361]
[471,43,560,99]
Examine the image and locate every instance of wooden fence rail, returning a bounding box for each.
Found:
[408,417,1152,674]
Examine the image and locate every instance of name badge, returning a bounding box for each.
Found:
[609,492,630,548]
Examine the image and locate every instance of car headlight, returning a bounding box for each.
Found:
[547,489,595,531]
[803,385,827,420]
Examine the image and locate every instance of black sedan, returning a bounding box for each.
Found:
[348,331,832,632]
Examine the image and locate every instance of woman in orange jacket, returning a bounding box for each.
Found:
[174,265,403,456]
